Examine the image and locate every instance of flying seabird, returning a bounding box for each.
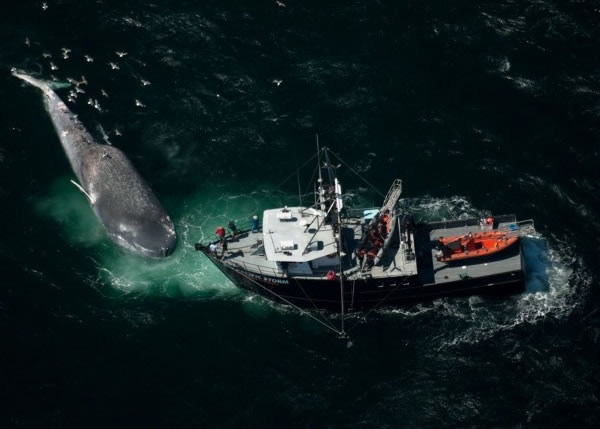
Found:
[141,79,151,86]
[272,79,283,86]
[84,55,94,63]
[115,51,128,57]
[135,99,145,108]
[108,62,120,70]
[101,89,109,98]
[42,2,48,10]
[50,62,58,71]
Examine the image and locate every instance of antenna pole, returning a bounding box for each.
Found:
[297,170,302,207]
[325,146,346,336]
[316,134,325,212]
[337,205,345,336]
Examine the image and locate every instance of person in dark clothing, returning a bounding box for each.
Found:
[221,236,228,259]
[228,220,238,239]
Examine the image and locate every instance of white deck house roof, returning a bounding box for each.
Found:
[262,206,338,262]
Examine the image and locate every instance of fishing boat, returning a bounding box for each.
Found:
[195,144,535,335]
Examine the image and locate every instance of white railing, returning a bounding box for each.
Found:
[224,259,286,278]
[504,219,536,237]
[200,218,262,246]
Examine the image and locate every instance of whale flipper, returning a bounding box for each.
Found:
[70,179,95,203]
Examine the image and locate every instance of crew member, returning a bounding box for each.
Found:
[221,235,228,257]
[228,220,238,239]
[251,215,259,232]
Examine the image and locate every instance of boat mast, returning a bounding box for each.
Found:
[336,186,345,336]
[323,147,346,336]
[296,168,302,207]
[316,134,326,213]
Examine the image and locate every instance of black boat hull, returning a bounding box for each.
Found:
[201,249,525,311]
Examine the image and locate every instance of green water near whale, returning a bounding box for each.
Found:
[2,0,600,426]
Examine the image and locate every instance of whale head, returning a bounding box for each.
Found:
[109,215,177,258]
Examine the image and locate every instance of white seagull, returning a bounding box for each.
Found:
[272,79,283,86]
[108,62,120,70]
[135,99,145,108]
[141,79,151,86]
[275,1,286,7]
[101,89,109,98]
[42,52,52,58]
[84,55,94,63]
[114,129,122,136]
[115,51,128,57]
[25,37,31,47]
[42,2,48,10]
[50,62,58,71]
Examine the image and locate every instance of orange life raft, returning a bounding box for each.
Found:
[436,230,518,263]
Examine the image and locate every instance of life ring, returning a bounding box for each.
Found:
[327,270,336,281]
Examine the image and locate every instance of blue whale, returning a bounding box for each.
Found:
[13,70,177,258]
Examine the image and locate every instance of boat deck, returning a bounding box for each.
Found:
[211,216,415,280]
[415,215,522,286]
[207,214,523,287]
[218,229,285,277]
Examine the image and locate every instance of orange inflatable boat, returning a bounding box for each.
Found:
[436,230,518,263]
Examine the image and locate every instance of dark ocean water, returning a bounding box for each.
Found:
[2,0,600,426]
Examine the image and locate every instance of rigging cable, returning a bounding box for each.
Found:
[303,163,319,197]
[327,149,386,199]
[346,280,407,336]
[292,278,342,334]
[274,152,319,191]
[226,260,343,335]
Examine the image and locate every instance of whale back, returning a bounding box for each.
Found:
[80,145,176,255]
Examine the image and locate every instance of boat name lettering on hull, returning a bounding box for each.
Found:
[235,267,289,285]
